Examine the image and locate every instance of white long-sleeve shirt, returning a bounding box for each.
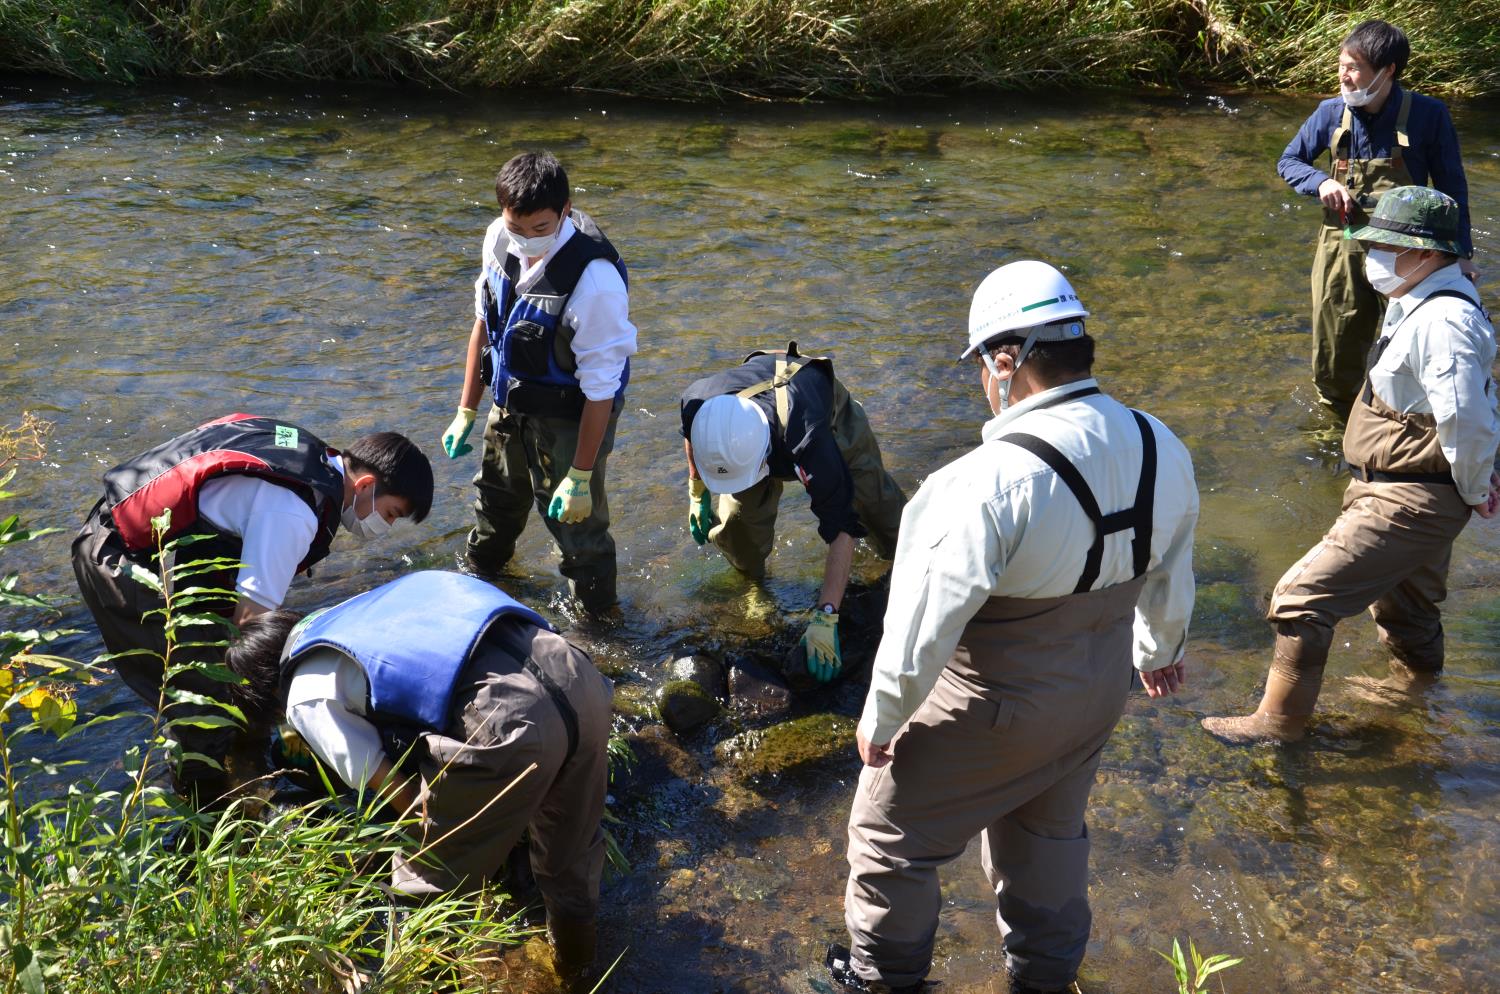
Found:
[1369,264,1500,505]
[859,379,1199,746]
[284,646,385,791]
[472,215,638,402]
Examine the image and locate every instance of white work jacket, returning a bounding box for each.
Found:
[860,379,1199,746]
[1369,264,1500,505]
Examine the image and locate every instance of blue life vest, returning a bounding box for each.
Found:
[480,210,630,418]
[281,570,552,731]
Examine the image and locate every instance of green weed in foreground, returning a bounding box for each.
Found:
[1156,936,1243,994]
[0,414,524,994]
[0,0,1496,97]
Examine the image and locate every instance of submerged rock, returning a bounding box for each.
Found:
[727,657,792,721]
[715,713,857,778]
[619,724,703,791]
[657,679,722,735]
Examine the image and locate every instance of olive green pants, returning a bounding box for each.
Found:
[708,381,906,578]
[1310,224,1386,417]
[467,407,618,612]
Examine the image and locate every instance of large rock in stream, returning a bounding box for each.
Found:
[715,713,857,779]
[655,652,726,735]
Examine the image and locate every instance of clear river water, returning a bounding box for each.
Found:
[2,76,1499,993]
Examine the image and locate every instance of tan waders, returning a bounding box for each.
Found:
[392,624,614,932]
[707,360,906,578]
[1310,94,1414,417]
[844,577,1146,991]
[466,407,619,613]
[1203,324,1472,744]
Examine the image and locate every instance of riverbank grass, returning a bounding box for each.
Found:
[2,0,1497,96]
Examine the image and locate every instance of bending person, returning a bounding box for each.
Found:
[72,413,432,801]
[680,342,907,681]
[232,570,614,980]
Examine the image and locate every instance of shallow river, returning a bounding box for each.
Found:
[3,77,1499,993]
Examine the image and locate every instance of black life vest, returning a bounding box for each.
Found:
[102,413,344,573]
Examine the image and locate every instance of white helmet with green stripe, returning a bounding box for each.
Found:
[961,260,1089,361]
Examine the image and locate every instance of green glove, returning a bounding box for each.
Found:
[802,608,841,683]
[442,406,477,459]
[270,723,317,776]
[547,466,593,524]
[688,477,717,545]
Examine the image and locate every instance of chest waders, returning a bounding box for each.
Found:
[1311,91,1415,416]
[1343,288,1490,483]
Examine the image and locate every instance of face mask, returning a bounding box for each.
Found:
[508,228,559,258]
[1341,67,1388,108]
[1364,247,1410,295]
[341,480,394,543]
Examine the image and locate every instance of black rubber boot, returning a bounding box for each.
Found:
[549,916,598,991]
[824,944,930,993]
[1007,973,1083,994]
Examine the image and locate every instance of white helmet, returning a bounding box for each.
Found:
[690,395,771,494]
[960,260,1089,361]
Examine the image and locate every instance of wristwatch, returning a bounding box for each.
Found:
[818,602,837,615]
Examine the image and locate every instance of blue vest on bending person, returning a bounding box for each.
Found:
[281,570,552,731]
[480,210,630,419]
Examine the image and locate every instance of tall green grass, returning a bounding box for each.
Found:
[1,0,1495,96]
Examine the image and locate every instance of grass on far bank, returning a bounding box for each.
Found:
[0,0,1497,98]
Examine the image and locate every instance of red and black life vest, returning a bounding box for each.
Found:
[102,414,344,572]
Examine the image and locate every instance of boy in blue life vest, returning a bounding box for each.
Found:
[440,151,638,618]
[72,415,433,802]
[227,570,614,980]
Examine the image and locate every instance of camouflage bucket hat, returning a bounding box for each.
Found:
[1349,185,1466,256]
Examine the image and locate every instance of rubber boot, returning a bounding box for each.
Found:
[549,916,597,991]
[1202,631,1326,744]
[1008,975,1083,994]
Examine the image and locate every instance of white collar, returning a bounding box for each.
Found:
[981,377,1101,442]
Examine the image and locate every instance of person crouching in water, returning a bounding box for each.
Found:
[226,570,614,982]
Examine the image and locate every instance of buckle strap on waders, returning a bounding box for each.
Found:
[1000,408,1157,594]
[737,343,820,434]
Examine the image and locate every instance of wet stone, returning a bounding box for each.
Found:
[719,855,793,902]
[657,679,722,735]
[727,657,792,721]
[662,651,727,698]
[715,713,857,779]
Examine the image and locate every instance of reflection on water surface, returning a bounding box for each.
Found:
[3,78,1499,993]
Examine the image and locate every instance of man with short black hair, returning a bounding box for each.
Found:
[441,151,637,617]
[1278,18,1474,417]
[1204,186,1500,744]
[827,261,1198,994]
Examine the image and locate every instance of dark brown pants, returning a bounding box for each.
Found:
[393,625,614,924]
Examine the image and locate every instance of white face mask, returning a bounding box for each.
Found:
[508,228,559,258]
[1341,67,1389,108]
[341,480,394,543]
[1364,247,1410,295]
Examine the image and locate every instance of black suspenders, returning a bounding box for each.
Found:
[999,394,1158,594]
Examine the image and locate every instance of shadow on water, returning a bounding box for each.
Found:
[4,76,1500,992]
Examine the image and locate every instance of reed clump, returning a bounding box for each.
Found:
[1,0,1496,97]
